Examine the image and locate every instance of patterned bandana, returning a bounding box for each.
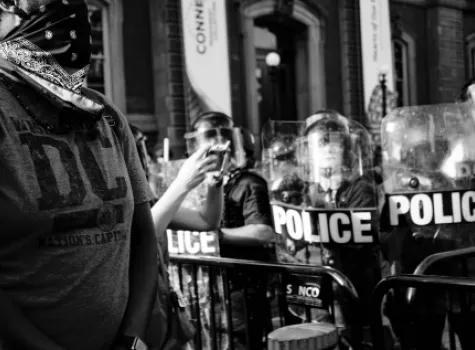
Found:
[0,0,104,121]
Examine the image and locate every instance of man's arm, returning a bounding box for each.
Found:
[221,224,274,246]
[0,289,64,350]
[151,146,220,234]
[169,183,223,232]
[119,202,158,339]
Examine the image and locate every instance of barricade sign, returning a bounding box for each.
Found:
[284,274,330,309]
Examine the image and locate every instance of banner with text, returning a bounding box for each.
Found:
[359,0,396,144]
[180,0,232,123]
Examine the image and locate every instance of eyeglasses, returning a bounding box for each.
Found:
[0,0,29,19]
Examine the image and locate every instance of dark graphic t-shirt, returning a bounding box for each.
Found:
[0,80,154,350]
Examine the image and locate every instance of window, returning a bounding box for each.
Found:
[466,33,475,80]
[86,0,111,96]
[392,38,408,107]
[392,32,416,107]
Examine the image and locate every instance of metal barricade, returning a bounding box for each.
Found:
[407,246,475,301]
[170,255,364,350]
[403,247,475,350]
[371,275,475,350]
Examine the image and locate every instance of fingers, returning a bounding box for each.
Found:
[201,161,219,174]
[192,144,211,159]
[196,154,219,172]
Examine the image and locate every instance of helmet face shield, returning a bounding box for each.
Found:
[184,127,246,168]
[302,112,372,185]
[308,131,346,171]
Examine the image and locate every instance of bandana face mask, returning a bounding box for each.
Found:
[0,0,104,123]
[1,0,91,90]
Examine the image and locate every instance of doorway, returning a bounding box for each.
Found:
[254,16,307,123]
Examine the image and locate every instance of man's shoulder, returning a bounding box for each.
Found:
[339,174,377,207]
[226,169,269,201]
[233,169,267,187]
[81,87,128,136]
[348,173,376,190]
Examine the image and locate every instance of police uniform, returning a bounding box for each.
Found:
[219,167,274,349]
[309,174,381,327]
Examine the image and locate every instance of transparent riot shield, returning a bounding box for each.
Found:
[382,102,475,257]
[381,102,475,350]
[262,115,380,331]
[152,127,233,350]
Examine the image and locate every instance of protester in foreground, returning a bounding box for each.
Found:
[0,1,158,349]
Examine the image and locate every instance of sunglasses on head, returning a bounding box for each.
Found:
[0,0,29,19]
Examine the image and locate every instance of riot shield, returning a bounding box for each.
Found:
[381,102,475,350]
[262,115,380,330]
[382,102,475,259]
[263,116,379,264]
[151,130,231,350]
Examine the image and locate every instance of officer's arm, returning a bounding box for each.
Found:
[221,224,274,246]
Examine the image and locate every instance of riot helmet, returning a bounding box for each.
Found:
[270,139,296,163]
[190,111,234,148]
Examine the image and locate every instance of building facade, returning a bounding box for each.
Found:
[91,0,475,157]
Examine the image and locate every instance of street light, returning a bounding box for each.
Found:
[379,64,389,119]
[265,51,281,67]
[266,51,281,120]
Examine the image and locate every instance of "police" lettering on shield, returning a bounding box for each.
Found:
[272,204,375,244]
[388,190,475,226]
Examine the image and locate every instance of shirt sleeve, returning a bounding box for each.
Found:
[84,87,155,206]
[242,176,273,227]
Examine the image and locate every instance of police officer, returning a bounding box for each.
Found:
[304,111,381,330]
[190,111,274,349]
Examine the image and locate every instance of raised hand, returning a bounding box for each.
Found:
[175,145,219,192]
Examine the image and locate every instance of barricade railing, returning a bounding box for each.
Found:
[169,254,364,350]
[407,246,475,302]
[403,247,475,350]
[371,275,475,350]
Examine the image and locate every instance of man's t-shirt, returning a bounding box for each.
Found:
[0,79,154,349]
